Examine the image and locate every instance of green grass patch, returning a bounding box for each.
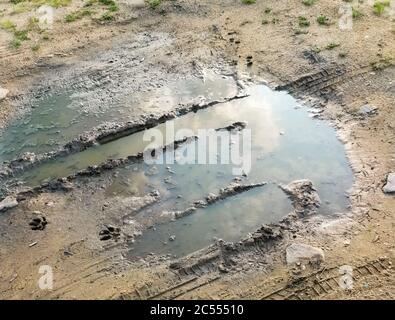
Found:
[14,29,29,41]
[352,7,363,19]
[13,2,31,14]
[370,56,393,71]
[27,17,40,31]
[373,1,390,15]
[325,42,340,50]
[31,43,40,51]
[311,46,321,53]
[298,16,310,27]
[0,19,16,31]
[99,12,114,21]
[147,0,161,8]
[84,0,97,6]
[317,15,330,25]
[9,38,21,49]
[242,0,256,4]
[302,0,317,6]
[97,0,118,11]
[64,10,92,23]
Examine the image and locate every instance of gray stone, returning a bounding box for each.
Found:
[286,243,325,265]
[0,196,18,212]
[0,87,9,101]
[383,172,395,194]
[358,104,378,117]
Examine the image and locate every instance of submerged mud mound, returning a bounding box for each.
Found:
[170,180,267,219]
[167,223,284,278]
[280,179,321,216]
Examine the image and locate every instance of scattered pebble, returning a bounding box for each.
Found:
[28,241,38,247]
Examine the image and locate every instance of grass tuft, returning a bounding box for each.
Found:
[317,15,330,25]
[0,19,16,31]
[373,1,390,15]
[352,7,363,19]
[298,16,310,27]
[302,0,317,6]
[147,0,161,8]
[326,42,340,50]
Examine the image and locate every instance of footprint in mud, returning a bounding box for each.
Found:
[29,216,47,231]
[99,225,121,241]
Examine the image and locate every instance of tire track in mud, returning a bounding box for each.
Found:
[276,64,372,100]
[42,256,117,299]
[120,246,223,300]
[118,223,285,300]
[260,258,392,300]
[117,243,392,300]
[0,46,22,61]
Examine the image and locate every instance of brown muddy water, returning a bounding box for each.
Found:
[0,76,354,258]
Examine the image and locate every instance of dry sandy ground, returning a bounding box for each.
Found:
[0,0,394,299]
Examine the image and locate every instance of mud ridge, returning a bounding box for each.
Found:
[2,136,197,207]
[135,180,323,295]
[276,64,371,100]
[172,180,267,219]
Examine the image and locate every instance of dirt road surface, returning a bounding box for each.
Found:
[0,0,394,300]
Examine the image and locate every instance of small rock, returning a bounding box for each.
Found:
[286,243,324,265]
[218,263,229,273]
[383,172,395,194]
[358,104,378,117]
[169,235,176,241]
[0,196,18,212]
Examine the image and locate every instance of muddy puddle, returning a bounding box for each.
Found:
[129,184,293,259]
[0,71,237,163]
[0,79,353,259]
[121,85,353,258]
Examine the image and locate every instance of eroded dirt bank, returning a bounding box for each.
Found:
[0,0,394,299]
